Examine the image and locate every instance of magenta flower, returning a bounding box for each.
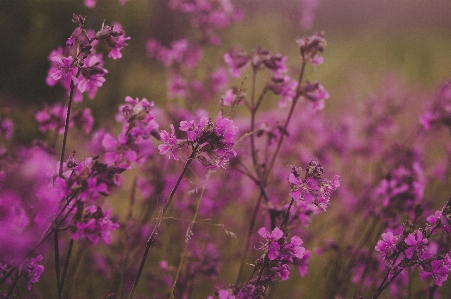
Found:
[108,34,130,59]
[301,80,330,111]
[270,74,298,108]
[177,112,237,168]
[27,255,44,290]
[419,259,451,286]
[295,249,311,277]
[258,227,284,260]
[404,230,428,259]
[375,231,400,259]
[283,236,306,260]
[78,54,108,99]
[72,206,119,244]
[50,55,79,85]
[79,178,109,202]
[427,210,451,233]
[167,73,188,99]
[296,32,326,65]
[221,89,235,106]
[158,124,179,160]
[223,49,250,78]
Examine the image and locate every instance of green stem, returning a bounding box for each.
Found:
[235,193,263,285]
[263,60,307,183]
[128,147,198,299]
[60,239,74,296]
[59,70,81,178]
[53,225,62,299]
[170,171,211,298]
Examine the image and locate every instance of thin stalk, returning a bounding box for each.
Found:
[249,69,260,177]
[279,198,295,230]
[60,239,74,295]
[50,102,66,149]
[128,147,199,299]
[264,60,307,183]
[7,275,20,298]
[170,171,211,298]
[371,268,402,299]
[117,177,138,298]
[53,224,62,299]
[58,201,83,298]
[59,69,81,177]
[236,193,263,284]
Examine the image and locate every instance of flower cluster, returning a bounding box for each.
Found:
[288,160,340,212]
[95,96,159,168]
[158,111,238,168]
[46,14,129,101]
[146,1,241,102]
[375,200,451,288]
[296,31,326,66]
[168,0,243,46]
[72,205,120,244]
[420,80,451,131]
[35,103,93,134]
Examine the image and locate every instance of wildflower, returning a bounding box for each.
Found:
[224,49,250,78]
[50,56,79,85]
[419,257,451,286]
[300,80,329,111]
[296,32,326,65]
[375,231,400,259]
[78,54,108,99]
[26,255,44,290]
[158,124,179,160]
[72,206,119,244]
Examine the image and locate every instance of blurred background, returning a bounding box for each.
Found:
[1,0,451,127]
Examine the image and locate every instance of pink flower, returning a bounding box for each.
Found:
[258,227,284,260]
[158,124,179,160]
[50,56,79,85]
[78,55,108,99]
[221,89,235,106]
[223,49,250,78]
[27,255,44,290]
[375,231,399,259]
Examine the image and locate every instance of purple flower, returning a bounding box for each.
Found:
[78,54,108,99]
[95,23,130,60]
[27,255,44,290]
[0,117,13,140]
[404,230,428,259]
[72,206,119,244]
[221,89,235,106]
[167,73,188,99]
[224,49,250,78]
[296,32,326,65]
[50,55,79,85]
[270,74,298,108]
[419,259,450,286]
[158,124,179,160]
[258,227,283,260]
[301,80,329,111]
[283,236,306,260]
[427,210,451,233]
[288,163,339,212]
[375,231,400,259]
